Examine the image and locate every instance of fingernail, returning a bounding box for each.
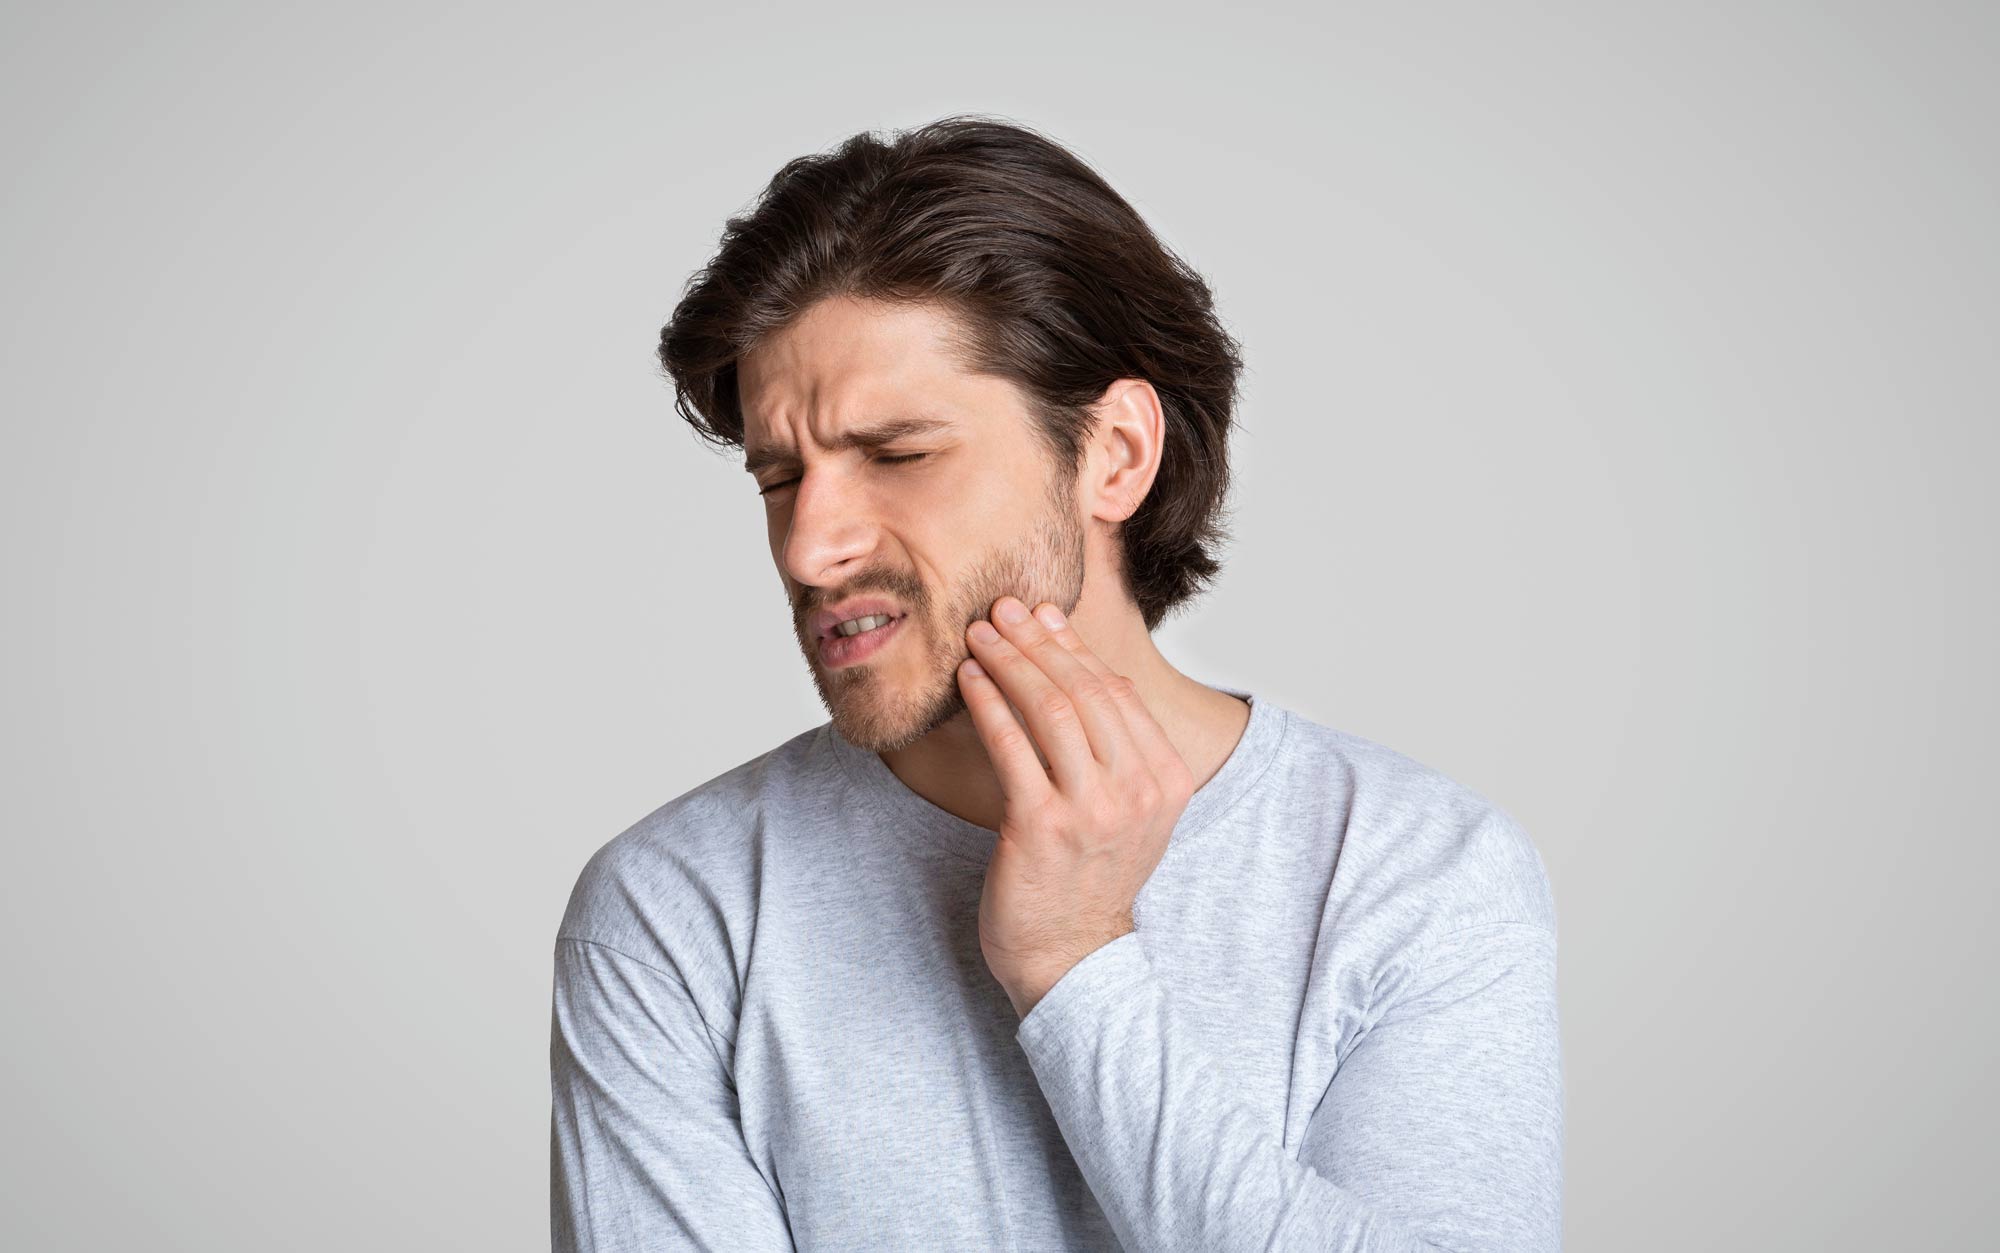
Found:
[961,658,984,677]
[1034,603,1066,629]
[995,598,1029,624]
[970,620,1000,643]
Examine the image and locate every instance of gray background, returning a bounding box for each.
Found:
[3,2,1993,1248]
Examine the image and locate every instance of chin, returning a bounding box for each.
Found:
[819,662,967,754]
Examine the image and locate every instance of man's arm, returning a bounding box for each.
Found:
[1012,921,1562,1252]
[550,936,796,1252]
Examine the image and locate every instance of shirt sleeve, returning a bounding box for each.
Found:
[1012,922,1563,1252]
[550,936,797,1252]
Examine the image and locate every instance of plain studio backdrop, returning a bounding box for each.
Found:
[3,3,1993,1249]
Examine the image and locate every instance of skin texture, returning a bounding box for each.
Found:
[958,596,1200,1017]
[738,293,1252,1015]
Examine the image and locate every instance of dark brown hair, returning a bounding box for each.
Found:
[657,113,1245,631]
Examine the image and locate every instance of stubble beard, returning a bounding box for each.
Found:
[803,464,1086,755]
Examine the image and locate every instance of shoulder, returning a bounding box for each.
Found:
[1277,708,1558,942]
[553,722,828,976]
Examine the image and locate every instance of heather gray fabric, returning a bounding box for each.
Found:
[550,686,1563,1251]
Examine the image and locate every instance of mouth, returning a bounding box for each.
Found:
[817,612,908,670]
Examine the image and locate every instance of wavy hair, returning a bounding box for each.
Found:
[657,114,1245,631]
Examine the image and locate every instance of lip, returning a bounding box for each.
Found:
[817,611,908,669]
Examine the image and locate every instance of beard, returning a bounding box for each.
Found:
[792,459,1086,755]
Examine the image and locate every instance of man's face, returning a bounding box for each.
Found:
[737,295,1087,754]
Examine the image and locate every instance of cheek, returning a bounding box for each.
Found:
[924,458,1034,533]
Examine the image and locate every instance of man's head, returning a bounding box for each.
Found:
[730,295,1093,752]
[657,116,1244,750]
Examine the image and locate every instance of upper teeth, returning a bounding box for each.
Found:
[835,614,895,637]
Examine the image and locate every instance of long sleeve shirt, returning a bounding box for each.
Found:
[550,685,1563,1250]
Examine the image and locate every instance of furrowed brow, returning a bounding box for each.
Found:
[743,415,954,476]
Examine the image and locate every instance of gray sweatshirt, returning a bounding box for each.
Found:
[550,686,1563,1251]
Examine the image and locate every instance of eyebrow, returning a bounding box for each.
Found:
[742,415,956,477]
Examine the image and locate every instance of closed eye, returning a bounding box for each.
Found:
[755,451,932,498]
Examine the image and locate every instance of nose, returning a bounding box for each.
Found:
[778,464,877,589]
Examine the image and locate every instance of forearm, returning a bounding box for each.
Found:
[1014,927,1561,1252]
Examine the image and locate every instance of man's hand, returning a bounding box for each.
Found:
[958,595,1196,1020]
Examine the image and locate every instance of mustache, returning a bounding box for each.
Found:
[795,579,928,624]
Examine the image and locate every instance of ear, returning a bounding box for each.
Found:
[1081,378,1165,525]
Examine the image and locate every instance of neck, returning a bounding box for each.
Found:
[878,593,1252,835]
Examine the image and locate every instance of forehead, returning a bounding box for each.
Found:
[736,295,1014,454]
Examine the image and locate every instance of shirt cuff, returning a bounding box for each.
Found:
[1014,929,1153,1055]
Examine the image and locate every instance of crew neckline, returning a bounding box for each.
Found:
[822,683,1291,864]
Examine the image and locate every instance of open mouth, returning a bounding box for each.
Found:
[818,612,908,668]
[828,612,900,639]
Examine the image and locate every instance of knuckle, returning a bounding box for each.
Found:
[1105,674,1139,701]
[1033,688,1075,721]
[990,726,1034,758]
[1069,677,1109,707]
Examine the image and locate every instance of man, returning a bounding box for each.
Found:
[550,115,1562,1252]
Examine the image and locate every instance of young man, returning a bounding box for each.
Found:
[551,116,1562,1252]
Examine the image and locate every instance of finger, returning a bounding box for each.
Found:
[988,597,1137,775]
[967,609,1099,793]
[956,656,1056,810]
[1033,602,1118,678]
[1095,665,1197,798]
[1017,600,1148,772]
[1017,601,1193,802]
